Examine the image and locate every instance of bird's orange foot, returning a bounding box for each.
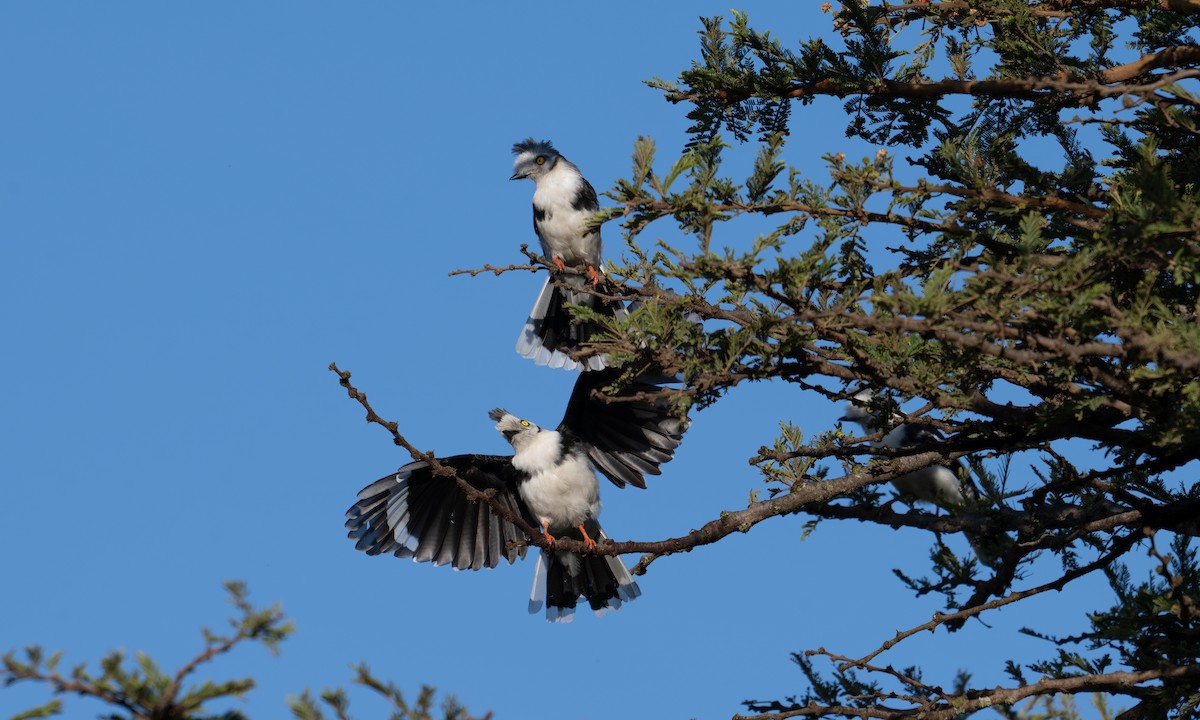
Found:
[552,257,566,273]
[540,522,557,547]
[586,265,601,285]
[577,524,597,551]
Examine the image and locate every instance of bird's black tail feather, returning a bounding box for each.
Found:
[516,275,627,372]
[527,524,641,623]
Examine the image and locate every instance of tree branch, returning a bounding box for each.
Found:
[328,362,543,547]
[849,530,1143,666]
[738,664,1200,719]
[670,68,1200,108]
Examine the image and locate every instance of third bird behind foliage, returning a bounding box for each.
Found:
[840,390,1002,568]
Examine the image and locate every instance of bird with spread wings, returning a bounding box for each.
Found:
[346,369,686,622]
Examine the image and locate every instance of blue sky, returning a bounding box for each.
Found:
[0,4,1132,719]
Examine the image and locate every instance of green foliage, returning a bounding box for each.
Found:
[742,652,884,715]
[3,582,282,720]
[9,702,63,720]
[2,584,486,720]
[287,664,489,720]
[594,1,1200,717]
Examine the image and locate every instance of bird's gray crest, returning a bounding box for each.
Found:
[510,138,563,180]
[511,138,558,158]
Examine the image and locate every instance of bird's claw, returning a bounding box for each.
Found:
[577,524,597,551]
[586,265,601,285]
[552,257,566,273]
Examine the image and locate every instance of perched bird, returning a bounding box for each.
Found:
[510,138,626,372]
[840,390,1002,567]
[840,390,975,506]
[345,369,685,621]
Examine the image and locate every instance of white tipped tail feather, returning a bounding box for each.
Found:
[527,529,641,623]
[516,275,626,372]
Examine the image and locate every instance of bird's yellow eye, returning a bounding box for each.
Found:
[535,156,546,165]
[520,420,530,427]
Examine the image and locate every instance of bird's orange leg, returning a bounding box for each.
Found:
[552,257,566,273]
[540,520,557,546]
[576,524,597,550]
[586,265,601,285]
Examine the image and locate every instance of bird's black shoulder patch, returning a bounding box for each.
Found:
[557,427,586,457]
[901,424,945,447]
[571,178,599,212]
[532,204,548,236]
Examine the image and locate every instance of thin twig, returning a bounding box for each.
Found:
[328,362,543,546]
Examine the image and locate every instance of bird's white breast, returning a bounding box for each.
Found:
[532,167,600,265]
[892,465,968,505]
[512,430,600,531]
[857,421,970,505]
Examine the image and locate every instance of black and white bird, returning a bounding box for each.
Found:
[840,390,976,507]
[345,369,685,621]
[510,138,626,372]
[840,390,1001,567]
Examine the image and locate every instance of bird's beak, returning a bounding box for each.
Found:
[509,172,525,181]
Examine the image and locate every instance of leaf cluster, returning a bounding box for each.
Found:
[582,2,1200,718]
[3,583,488,720]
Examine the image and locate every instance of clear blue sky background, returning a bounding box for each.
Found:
[0,4,1135,719]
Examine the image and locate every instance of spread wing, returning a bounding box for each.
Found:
[558,369,686,489]
[346,454,533,570]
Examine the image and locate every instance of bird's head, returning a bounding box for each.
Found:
[839,389,878,430]
[510,138,561,181]
[488,408,542,448]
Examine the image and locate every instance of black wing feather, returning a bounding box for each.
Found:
[345,455,533,570]
[571,178,599,212]
[898,423,944,447]
[424,484,466,565]
[558,369,687,489]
